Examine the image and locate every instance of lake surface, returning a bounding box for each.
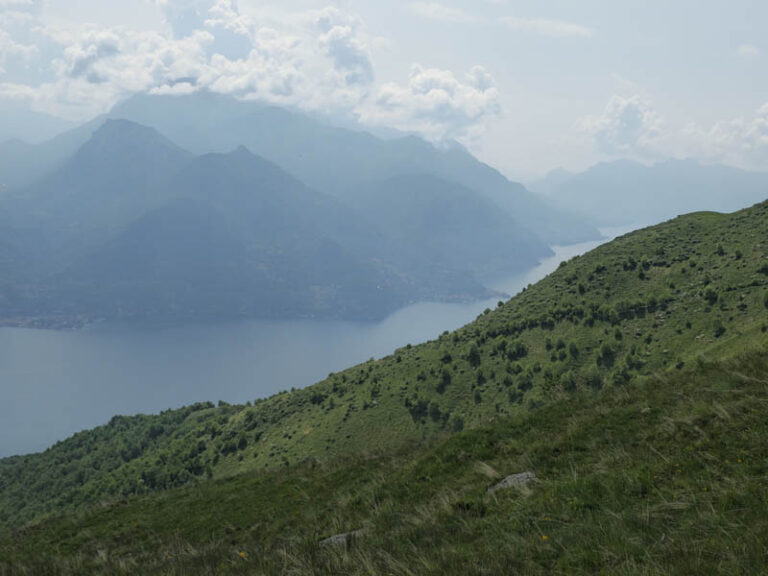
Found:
[0,229,629,457]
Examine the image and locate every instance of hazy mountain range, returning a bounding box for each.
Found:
[0,94,601,323]
[532,158,768,227]
[3,93,767,324]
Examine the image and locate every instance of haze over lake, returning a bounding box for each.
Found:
[0,232,628,457]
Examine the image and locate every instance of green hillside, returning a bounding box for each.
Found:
[1,201,767,572]
[1,348,766,574]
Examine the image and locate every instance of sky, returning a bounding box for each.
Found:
[0,0,766,179]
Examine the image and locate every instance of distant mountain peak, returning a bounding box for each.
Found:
[0,137,30,147]
[64,119,192,178]
[232,144,253,156]
[545,167,574,178]
[88,119,186,152]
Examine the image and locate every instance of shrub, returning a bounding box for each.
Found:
[467,344,481,368]
[405,398,428,422]
[506,340,529,361]
[559,370,577,392]
[597,343,616,368]
[428,403,442,423]
[714,320,726,338]
[518,373,534,392]
[436,369,451,394]
[449,415,464,432]
[585,367,603,390]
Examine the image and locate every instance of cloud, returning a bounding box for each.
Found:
[738,44,760,57]
[61,29,121,81]
[0,2,499,143]
[1,25,216,117]
[0,29,37,59]
[579,93,768,170]
[359,64,501,141]
[0,10,34,26]
[409,2,478,23]
[315,7,374,86]
[0,82,37,100]
[0,28,38,77]
[681,103,768,169]
[204,0,252,37]
[500,16,593,38]
[577,94,663,156]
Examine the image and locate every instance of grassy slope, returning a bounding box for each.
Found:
[1,201,767,533]
[0,349,766,574]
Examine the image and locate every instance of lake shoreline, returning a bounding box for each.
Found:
[0,315,96,331]
[0,228,633,458]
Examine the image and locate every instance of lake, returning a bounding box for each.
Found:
[0,230,628,457]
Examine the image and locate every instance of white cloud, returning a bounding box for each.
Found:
[681,103,768,169]
[0,10,33,27]
[315,7,374,86]
[500,16,593,38]
[0,82,37,100]
[359,64,500,141]
[409,2,478,23]
[0,25,216,117]
[738,44,760,57]
[0,28,38,77]
[0,1,500,143]
[578,93,768,171]
[0,29,37,59]
[204,0,252,38]
[577,94,663,156]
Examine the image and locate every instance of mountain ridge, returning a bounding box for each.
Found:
[0,120,522,323]
[533,158,768,227]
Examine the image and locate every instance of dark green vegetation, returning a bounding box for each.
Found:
[1,349,766,574]
[1,201,767,573]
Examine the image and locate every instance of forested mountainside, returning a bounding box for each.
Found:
[1,200,766,535]
[0,120,551,324]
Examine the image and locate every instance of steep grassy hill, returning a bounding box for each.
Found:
[1,202,767,568]
[1,348,766,574]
